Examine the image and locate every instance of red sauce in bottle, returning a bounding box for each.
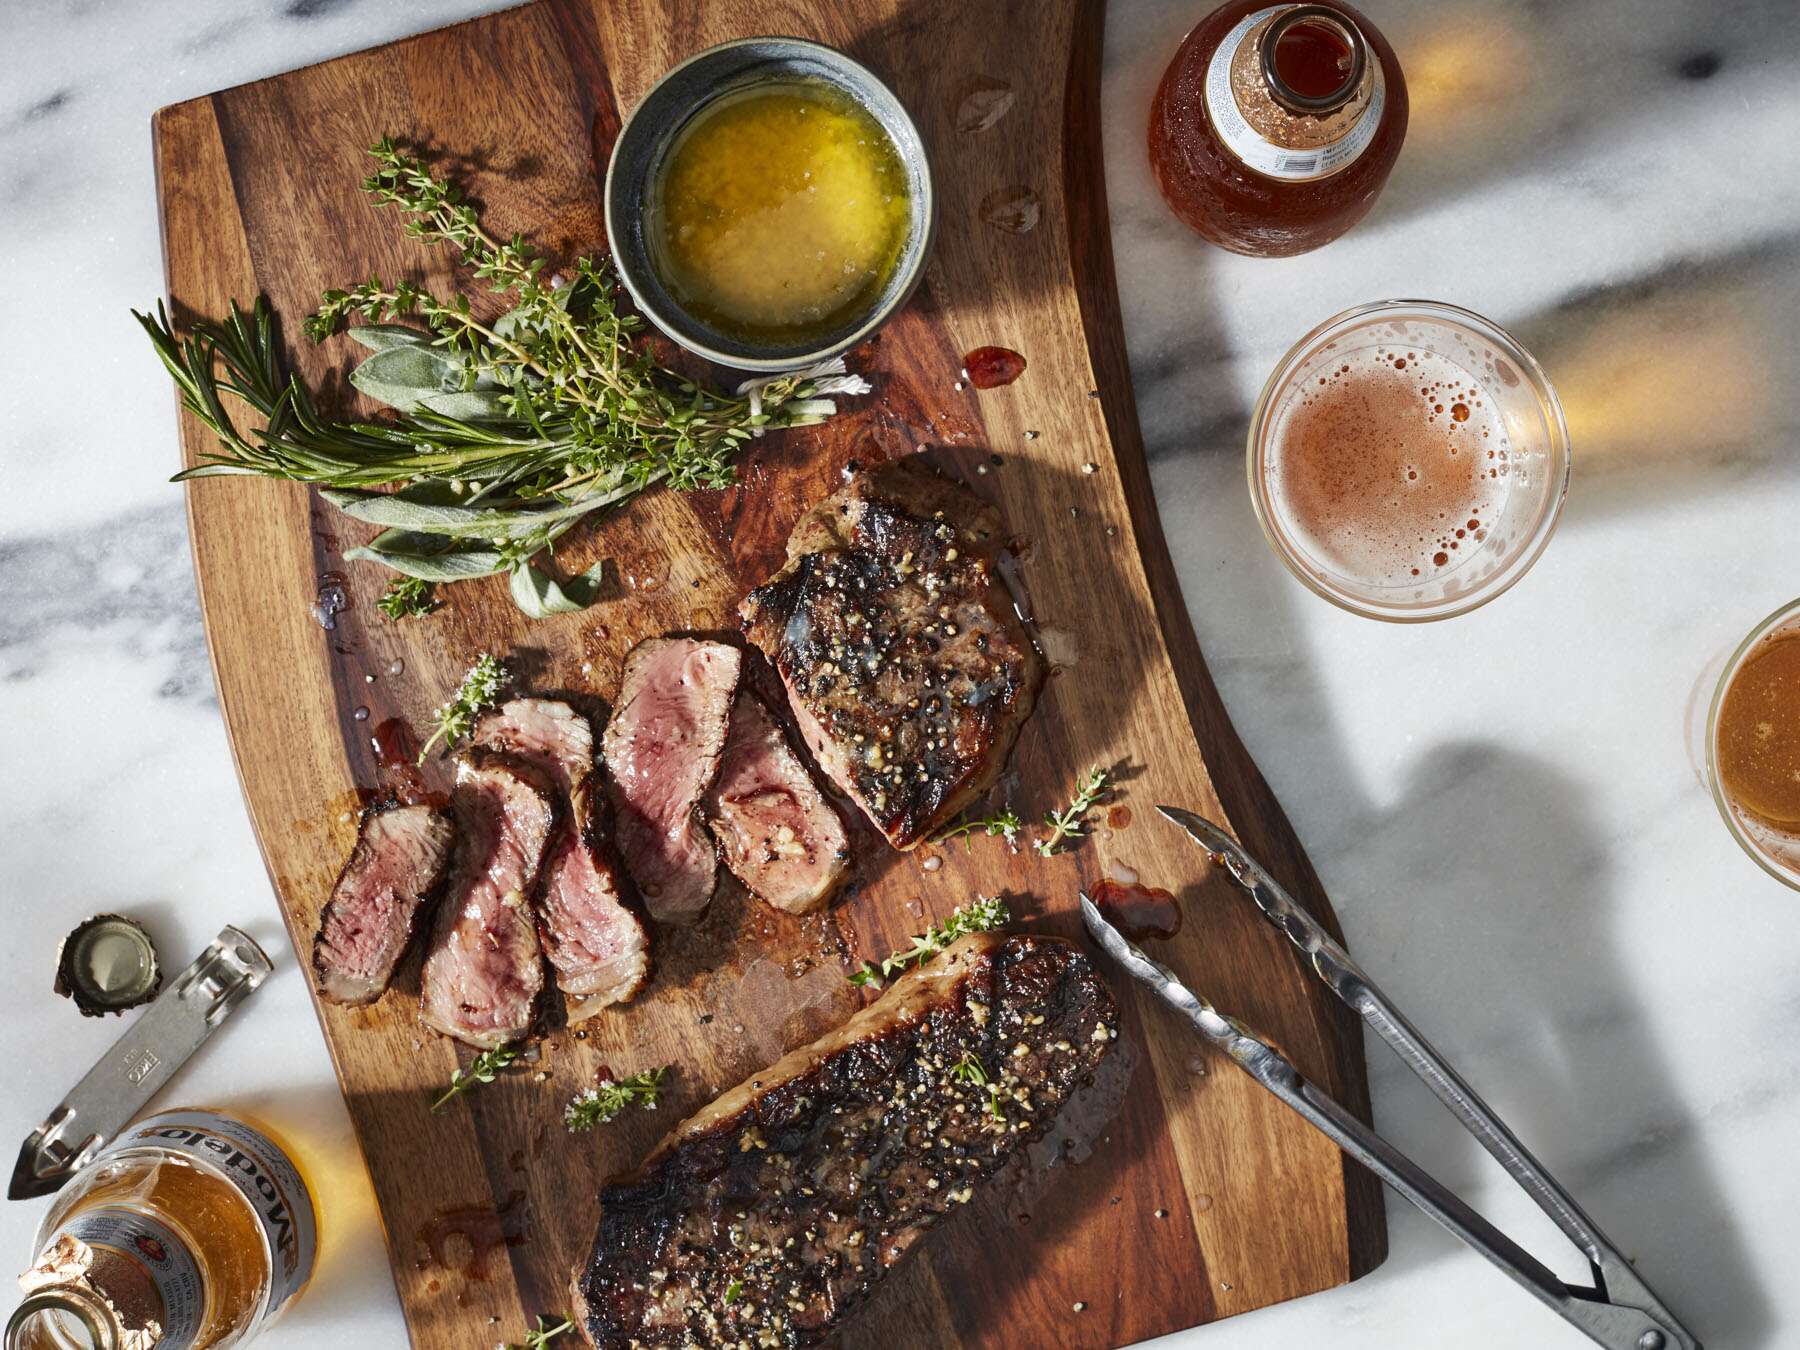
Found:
[1149,1,1408,256]
[1091,878,1183,942]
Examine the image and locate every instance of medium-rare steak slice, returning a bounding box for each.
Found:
[740,458,1044,849]
[311,802,454,1006]
[603,638,742,924]
[420,748,556,1049]
[707,691,850,915]
[574,932,1120,1347]
[477,699,650,1017]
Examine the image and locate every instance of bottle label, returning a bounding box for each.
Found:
[125,1112,318,1319]
[53,1209,204,1350]
[1205,5,1386,181]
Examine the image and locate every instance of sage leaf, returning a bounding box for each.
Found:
[508,559,610,618]
[350,345,462,412]
[321,487,602,540]
[348,324,434,353]
[419,389,512,421]
[345,533,509,581]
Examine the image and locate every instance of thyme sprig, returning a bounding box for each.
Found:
[848,896,1010,989]
[934,808,1023,851]
[138,138,869,616]
[950,1051,1006,1121]
[1035,767,1110,857]
[378,575,437,619]
[504,1314,574,1349]
[431,1043,521,1113]
[419,653,506,761]
[563,1067,667,1132]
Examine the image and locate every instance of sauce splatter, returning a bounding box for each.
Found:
[964,346,1027,389]
[1090,878,1182,941]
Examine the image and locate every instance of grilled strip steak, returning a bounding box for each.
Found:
[477,699,650,1017]
[311,802,454,1006]
[420,748,556,1049]
[574,932,1120,1347]
[603,638,742,924]
[741,459,1044,849]
[707,692,850,915]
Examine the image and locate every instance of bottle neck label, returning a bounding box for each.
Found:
[123,1113,316,1320]
[1205,5,1386,182]
[50,1209,204,1350]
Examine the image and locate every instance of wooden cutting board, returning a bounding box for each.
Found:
[152,2,1386,1345]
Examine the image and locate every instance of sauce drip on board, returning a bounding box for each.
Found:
[649,80,911,345]
[964,346,1027,389]
[1091,878,1183,942]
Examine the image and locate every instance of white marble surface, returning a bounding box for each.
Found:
[3,1,1798,1346]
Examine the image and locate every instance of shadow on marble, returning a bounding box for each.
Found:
[1315,741,1768,1347]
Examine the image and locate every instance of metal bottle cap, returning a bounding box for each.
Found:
[54,915,162,1017]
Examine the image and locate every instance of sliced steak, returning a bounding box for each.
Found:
[574,932,1121,1347]
[420,748,556,1049]
[602,638,742,924]
[477,699,650,1017]
[311,802,454,1007]
[741,458,1044,849]
[707,692,849,914]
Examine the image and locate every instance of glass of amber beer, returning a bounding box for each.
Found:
[1708,598,1800,889]
[1248,300,1571,621]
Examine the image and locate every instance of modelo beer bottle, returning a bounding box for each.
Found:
[1149,1,1408,256]
[7,1110,317,1350]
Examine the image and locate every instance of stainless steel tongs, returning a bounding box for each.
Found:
[1079,806,1701,1350]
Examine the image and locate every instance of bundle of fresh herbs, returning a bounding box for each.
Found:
[136,138,869,618]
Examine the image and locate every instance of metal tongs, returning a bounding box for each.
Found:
[1080,807,1700,1350]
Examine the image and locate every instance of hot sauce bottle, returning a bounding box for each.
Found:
[1149,1,1408,256]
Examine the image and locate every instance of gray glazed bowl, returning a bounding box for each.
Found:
[604,36,935,372]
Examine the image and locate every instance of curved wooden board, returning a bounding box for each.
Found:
[152,2,1385,1346]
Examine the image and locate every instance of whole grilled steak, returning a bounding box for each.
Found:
[573,933,1120,1347]
[740,459,1044,849]
[311,802,454,1006]
[707,692,850,915]
[477,699,650,1017]
[420,748,556,1048]
[603,638,742,924]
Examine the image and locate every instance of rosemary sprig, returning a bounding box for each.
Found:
[848,896,1010,989]
[431,1043,521,1112]
[1035,767,1110,857]
[563,1067,667,1132]
[950,1050,1006,1121]
[138,138,869,616]
[504,1314,574,1349]
[378,575,436,619]
[419,654,506,761]
[934,808,1023,851]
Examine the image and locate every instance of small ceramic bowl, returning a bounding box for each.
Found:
[605,36,936,372]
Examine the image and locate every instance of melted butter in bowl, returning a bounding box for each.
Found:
[649,80,912,346]
[607,37,934,371]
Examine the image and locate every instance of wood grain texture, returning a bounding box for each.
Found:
[152,2,1386,1345]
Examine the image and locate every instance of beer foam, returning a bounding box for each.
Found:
[1266,342,1511,588]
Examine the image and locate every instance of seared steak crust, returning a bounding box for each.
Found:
[420,748,556,1049]
[741,459,1044,849]
[477,699,650,1016]
[603,638,743,924]
[574,933,1119,1347]
[707,692,850,915]
[311,802,454,1007]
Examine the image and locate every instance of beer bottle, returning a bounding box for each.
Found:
[1149,1,1409,256]
[7,1110,317,1350]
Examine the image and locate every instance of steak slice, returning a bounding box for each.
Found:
[420,748,556,1049]
[740,459,1044,849]
[574,933,1121,1347]
[603,638,742,924]
[706,692,850,915]
[311,802,454,1006]
[477,699,650,1017]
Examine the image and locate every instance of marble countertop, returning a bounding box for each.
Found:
[4,1,1797,1346]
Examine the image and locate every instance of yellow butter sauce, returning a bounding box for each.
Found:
[648,79,911,345]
